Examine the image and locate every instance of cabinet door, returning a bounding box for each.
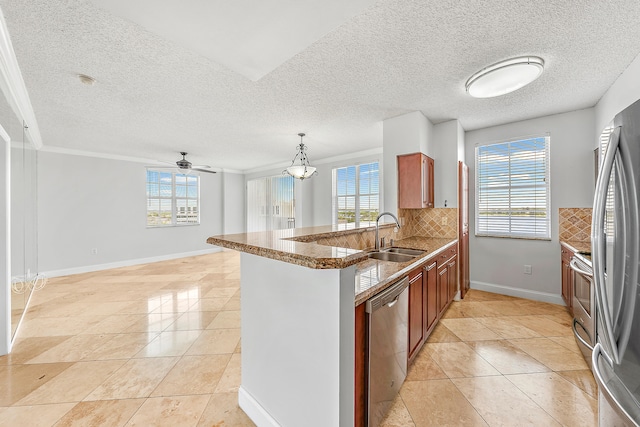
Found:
[354,303,366,427]
[561,247,574,312]
[424,155,434,208]
[447,256,458,303]
[398,152,434,209]
[424,261,438,333]
[438,264,449,314]
[408,270,424,362]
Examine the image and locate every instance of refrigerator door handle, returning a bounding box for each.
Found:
[592,343,640,427]
[593,127,621,363]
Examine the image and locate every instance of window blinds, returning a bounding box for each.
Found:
[333,161,379,229]
[475,136,550,239]
[246,175,295,232]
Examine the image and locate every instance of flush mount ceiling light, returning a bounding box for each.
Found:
[284,133,317,180]
[465,56,544,98]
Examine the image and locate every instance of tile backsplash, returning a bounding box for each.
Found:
[559,208,592,242]
[398,208,458,239]
[311,226,397,250]
[300,207,458,250]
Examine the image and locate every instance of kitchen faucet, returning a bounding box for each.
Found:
[375,212,401,251]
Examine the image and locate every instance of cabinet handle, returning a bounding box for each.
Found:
[425,262,436,270]
[448,262,455,268]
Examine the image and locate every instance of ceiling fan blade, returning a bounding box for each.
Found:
[155,160,178,166]
[192,168,217,174]
[190,164,211,169]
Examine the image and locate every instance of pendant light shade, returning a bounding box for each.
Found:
[284,133,317,180]
[466,56,544,98]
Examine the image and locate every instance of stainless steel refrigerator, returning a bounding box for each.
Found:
[592,98,640,426]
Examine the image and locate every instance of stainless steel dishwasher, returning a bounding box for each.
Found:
[366,276,409,427]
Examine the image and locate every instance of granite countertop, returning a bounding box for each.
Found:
[560,240,592,265]
[354,237,457,305]
[207,225,373,269]
[208,225,457,306]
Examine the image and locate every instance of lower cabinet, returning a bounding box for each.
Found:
[447,255,458,303]
[354,243,459,426]
[424,260,438,334]
[561,245,574,314]
[354,303,366,427]
[438,262,449,315]
[408,268,425,363]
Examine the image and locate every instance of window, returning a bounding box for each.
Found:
[247,175,295,232]
[333,161,379,229]
[475,136,550,239]
[146,170,199,226]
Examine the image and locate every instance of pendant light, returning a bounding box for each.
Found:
[465,56,544,98]
[283,133,317,180]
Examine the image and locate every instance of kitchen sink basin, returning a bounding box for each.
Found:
[367,251,416,262]
[383,247,424,256]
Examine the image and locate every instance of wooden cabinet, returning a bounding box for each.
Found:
[408,267,425,363]
[448,255,458,303]
[437,245,458,316]
[354,303,366,427]
[398,152,434,208]
[561,244,575,314]
[424,260,438,334]
[438,262,449,315]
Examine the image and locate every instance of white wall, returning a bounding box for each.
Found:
[222,171,245,234]
[432,120,462,208]
[239,252,355,427]
[382,111,433,214]
[38,151,223,275]
[595,52,640,137]
[465,108,595,302]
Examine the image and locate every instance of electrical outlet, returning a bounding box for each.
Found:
[441,216,448,226]
[91,248,98,255]
[524,265,532,275]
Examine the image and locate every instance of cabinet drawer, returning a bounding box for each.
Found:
[437,245,457,266]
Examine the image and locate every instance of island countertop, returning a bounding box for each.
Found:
[207,225,457,306]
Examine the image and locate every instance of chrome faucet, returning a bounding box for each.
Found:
[375,212,401,251]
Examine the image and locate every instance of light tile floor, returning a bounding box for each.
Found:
[0,251,597,426]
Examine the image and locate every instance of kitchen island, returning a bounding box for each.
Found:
[207,225,456,427]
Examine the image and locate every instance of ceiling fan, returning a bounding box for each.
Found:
[155,152,216,174]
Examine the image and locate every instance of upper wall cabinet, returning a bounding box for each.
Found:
[398,152,434,208]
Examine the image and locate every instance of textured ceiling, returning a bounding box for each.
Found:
[90,0,378,81]
[1,0,640,171]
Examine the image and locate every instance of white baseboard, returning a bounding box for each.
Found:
[238,386,280,427]
[470,280,565,305]
[42,247,222,278]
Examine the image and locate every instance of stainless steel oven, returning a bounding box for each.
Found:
[570,255,595,367]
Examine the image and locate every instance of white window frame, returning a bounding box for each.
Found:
[475,135,551,240]
[332,161,380,230]
[146,169,200,227]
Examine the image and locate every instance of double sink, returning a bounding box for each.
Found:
[367,247,424,262]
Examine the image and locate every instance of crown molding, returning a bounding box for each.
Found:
[40,145,160,164]
[40,144,235,173]
[0,9,42,149]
